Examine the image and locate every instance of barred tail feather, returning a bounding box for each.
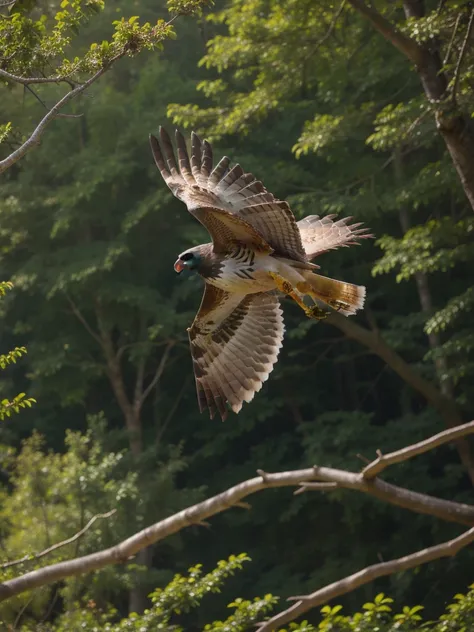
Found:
[303,273,366,317]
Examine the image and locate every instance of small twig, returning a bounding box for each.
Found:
[362,419,474,479]
[13,594,34,629]
[1,509,116,570]
[451,7,474,102]
[255,526,474,631]
[443,12,462,66]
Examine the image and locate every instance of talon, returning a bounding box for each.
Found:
[305,305,330,321]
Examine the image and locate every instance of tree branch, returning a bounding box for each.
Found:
[0,53,125,175]
[296,463,474,525]
[65,294,102,345]
[326,311,474,484]
[362,420,474,479]
[451,7,474,102]
[139,340,175,407]
[256,526,474,631]
[0,468,321,601]
[346,0,423,65]
[1,510,116,570]
[0,67,80,86]
[1,420,474,602]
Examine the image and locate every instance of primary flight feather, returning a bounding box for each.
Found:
[150,128,372,420]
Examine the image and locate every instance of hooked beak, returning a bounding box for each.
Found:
[174,258,185,273]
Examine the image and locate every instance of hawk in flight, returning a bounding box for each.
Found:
[150,128,371,420]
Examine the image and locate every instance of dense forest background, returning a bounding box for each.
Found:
[1,0,474,629]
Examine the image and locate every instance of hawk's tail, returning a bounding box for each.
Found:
[302,272,366,317]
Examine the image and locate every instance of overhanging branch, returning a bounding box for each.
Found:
[0,53,125,175]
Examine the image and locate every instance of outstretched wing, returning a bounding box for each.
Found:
[188,284,284,420]
[150,128,306,261]
[297,214,373,260]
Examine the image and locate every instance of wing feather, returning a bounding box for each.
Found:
[150,128,306,261]
[188,285,284,420]
[297,214,373,260]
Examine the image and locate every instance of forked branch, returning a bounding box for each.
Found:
[362,419,474,479]
[0,54,125,175]
[0,423,473,609]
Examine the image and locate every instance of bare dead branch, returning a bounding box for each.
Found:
[0,467,321,601]
[0,52,125,175]
[1,431,474,604]
[1,510,116,570]
[256,526,474,631]
[451,7,474,101]
[298,464,474,525]
[363,420,474,479]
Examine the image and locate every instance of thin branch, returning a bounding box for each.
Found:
[65,294,102,345]
[305,1,346,60]
[443,12,462,66]
[256,526,474,631]
[362,420,474,479]
[0,52,125,175]
[451,7,474,102]
[1,510,116,570]
[23,84,81,119]
[347,0,424,65]
[0,67,81,86]
[139,341,175,407]
[156,375,191,445]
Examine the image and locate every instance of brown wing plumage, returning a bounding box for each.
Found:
[297,214,373,260]
[188,284,284,420]
[150,128,307,262]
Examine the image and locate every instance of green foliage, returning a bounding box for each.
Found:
[280,588,474,632]
[0,281,35,420]
[15,554,277,631]
[2,0,474,629]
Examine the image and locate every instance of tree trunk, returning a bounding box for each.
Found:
[394,149,453,398]
[128,547,154,614]
[348,0,474,212]
[95,304,150,612]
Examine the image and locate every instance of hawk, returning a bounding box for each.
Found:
[150,128,372,420]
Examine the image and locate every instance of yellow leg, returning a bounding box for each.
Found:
[269,273,328,320]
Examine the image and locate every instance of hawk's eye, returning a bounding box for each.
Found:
[181,253,193,262]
